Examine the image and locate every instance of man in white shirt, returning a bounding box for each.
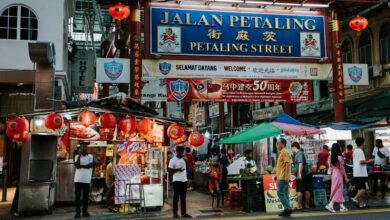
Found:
[74,142,94,218]
[240,150,258,175]
[351,138,373,208]
[168,146,191,219]
[371,139,389,197]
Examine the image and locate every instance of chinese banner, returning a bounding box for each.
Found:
[166,79,312,102]
[263,175,298,212]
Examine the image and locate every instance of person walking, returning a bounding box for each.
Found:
[74,142,94,218]
[276,138,293,217]
[371,139,389,198]
[168,146,192,219]
[292,142,312,210]
[325,143,349,213]
[351,137,373,208]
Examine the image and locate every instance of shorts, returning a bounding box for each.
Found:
[296,174,313,193]
[355,177,369,190]
[187,171,194,180]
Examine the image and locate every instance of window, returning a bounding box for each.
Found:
[0,5,38,40]
[359,32,372,66]
[341,40,352,63]
[380,22,390,64]
[319,81,329,98]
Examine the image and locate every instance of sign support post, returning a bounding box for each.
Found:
[330,7,346,122]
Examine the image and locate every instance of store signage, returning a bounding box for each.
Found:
[263,175,298,212]
[150,8,326,58]
[141,77,167,101]
[96,58,130,83]
[194,106,206,126]
[343,64,368,85]
[252,105,283,121]
[143,59,331,80]
[71,49,95,93]
[208,103,228,118]
[166,79,312,102]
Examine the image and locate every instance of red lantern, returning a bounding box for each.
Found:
[108,3,130,20]
[137,118,153,135]
[118,117,137,133]
[189,132,205,147]
[6,128,17,139]
[7,117,29,135]
[167,124,184,140]
[99,113,117,129]
[79,110,97,127]
[349,16,368,31]
[13,131,29,143]
[174,135,187,144]
[45,113,64,130]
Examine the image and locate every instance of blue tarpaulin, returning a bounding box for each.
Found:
[330,123,370,130]
[274,113,319,128]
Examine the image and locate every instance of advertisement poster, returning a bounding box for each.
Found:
[150,8,326,58]
[116,142,147,165]
[143,59,332,80]
[263,174,298,212]
[166,79,312,102]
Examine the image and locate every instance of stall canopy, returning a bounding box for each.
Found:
[218,122,282,144]
[272,113,322,136]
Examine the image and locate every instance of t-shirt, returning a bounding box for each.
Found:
[318,150,330,169]
[293,150,310,176]
[74,154,93,183]
[185,153,195,172]
[240,159,257,170]
[168,156,187,182]
[343,150,353,160]
[276,148,292,181]
[353,148,368,177]
[218,155,230,175]
[372,146,390,166]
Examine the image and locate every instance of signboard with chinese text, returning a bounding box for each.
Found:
[263,175,298,212]
[143,59,331,80]
[166,79,312,102]
[71,50,95,93]
[342,64,369,85]
[150,8,326,58]
[96,58,130,83]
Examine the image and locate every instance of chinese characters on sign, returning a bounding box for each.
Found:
[131,38,142,99]
[151,8,326,58]
[166,79,312,102]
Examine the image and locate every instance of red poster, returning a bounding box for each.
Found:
[166,79,312,102]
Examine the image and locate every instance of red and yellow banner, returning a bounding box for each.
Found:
[263,174,298,212]
[166,79,312,102]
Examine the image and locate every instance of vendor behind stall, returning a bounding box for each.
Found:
[240,150,258,176]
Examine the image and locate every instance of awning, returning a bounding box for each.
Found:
[330,122,370,130]
[272,113,322,135]
[218,122,282,144]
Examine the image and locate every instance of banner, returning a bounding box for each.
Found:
[71,50,95,93]
[150,8,326,58]
[263,175,298,212]
[166,79,312,102]
[343,64,369,85]
[141,77,167,101]
[96,58,130,83]
[143,59,332,80]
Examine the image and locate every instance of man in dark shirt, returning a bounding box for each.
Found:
[317,145,330,172]
[218,148,230,191]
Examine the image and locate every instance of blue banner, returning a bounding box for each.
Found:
[150,7,326,58]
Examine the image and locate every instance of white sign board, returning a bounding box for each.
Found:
[96,58,130,83]
[343,64,369,85]
[141,77,167,101]
[320,127,352,140]
[143,59,332,80]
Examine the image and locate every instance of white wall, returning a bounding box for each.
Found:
[0,0,69,72]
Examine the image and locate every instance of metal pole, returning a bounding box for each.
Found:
[330,6,346,122]
[130,0,142,100]
[2,169,7,202]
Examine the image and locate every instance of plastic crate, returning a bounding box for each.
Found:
[313,189,327,207]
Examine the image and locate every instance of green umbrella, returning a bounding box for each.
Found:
[218,122,282,144]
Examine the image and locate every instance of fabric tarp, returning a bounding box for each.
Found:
[272,113,322,135]
[218,122,282,144]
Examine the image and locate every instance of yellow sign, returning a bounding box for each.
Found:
[106,144,114,157]
[263,175,298,212]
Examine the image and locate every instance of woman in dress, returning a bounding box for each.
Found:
[325,143,349,212]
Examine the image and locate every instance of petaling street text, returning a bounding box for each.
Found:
[189,42,293,54]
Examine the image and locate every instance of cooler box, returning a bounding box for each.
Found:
[312,175,325,190]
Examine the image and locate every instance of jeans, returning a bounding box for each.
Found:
[372,173,387,196]
[75,182,90,214]
[277,180,291,210]
[173,181,187,215]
